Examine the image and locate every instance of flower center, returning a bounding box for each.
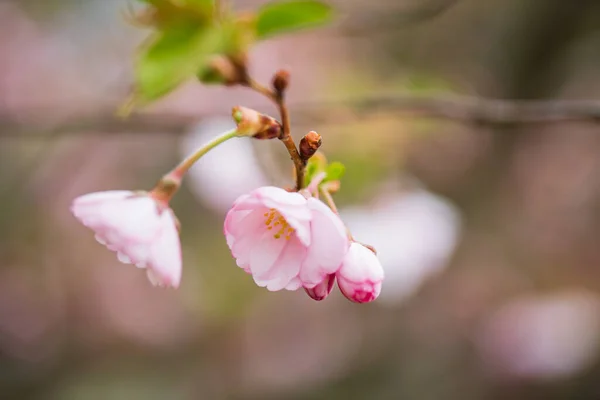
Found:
[264,209,295,240]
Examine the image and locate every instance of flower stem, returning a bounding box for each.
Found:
[307,172,327,195]
[151,128,239,204]
[165,128,239,182]
[244,77,305,190]
[319,187,339,215]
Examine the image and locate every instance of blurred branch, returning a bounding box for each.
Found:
[341,0,459,36]
[2,95,600,138]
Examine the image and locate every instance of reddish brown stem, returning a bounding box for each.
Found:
[244,77,305,190]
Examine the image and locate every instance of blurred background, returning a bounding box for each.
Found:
[2,0,600,398]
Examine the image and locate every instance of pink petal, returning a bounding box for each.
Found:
[253,237,306,291]
[285,277,303,291]
[249,230,288,278]
[305,274,335,301]
[254,186,307,207]
[230,210,267,266]
[336,243,384,303]
[299,198,349,286]
[225,208,264,238]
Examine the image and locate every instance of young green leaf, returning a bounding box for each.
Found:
[135,22,229,101]
[255,0,333,39]
[324,161,345,182]
[197,65,227,84]
[303,154,326,187]
[175,0,215,16]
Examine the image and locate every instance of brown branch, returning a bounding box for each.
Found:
[243,76,305,190]
[331,95,600,124]
[2,95,600,139]
[275,91,305,191]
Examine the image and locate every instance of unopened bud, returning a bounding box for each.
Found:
[272,69,290,95]
[336,243,384,304]
[299,131,322,161]
[232,106,282,139]
[304,274,335,301]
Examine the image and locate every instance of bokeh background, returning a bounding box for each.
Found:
[2,0,600,399]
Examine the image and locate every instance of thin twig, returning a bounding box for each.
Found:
[319,187,339,215]
[243,77,305,190]
[275,92,304,191]
[2,95,600,139]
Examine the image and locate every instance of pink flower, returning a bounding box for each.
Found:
[336,242,384,303]
[304,274,335,301]
[224,186,349,291]
[71,191,182,288]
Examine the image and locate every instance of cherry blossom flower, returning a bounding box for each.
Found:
[336,242,384,303]
[224,186,349,291]
[71,190,181,288]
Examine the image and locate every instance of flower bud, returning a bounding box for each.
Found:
[272,69,290,95]
[304,274,335,301]
[299,131,322,161]
[336,242,384,304]
[199,56,242,86]
[232,106,282,139]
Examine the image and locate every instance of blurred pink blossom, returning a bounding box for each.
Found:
[180,118,268,213]
[341,186,461,304]
[336,242,384,303]
[477,290,600,381]
[71,190,182,288]
[224,186,348,291]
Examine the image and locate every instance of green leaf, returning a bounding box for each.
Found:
[176,0,214,15]
[197,64,226,84]
[135,22,230,101]
[304,154,327,187]
[325,161,345,182]
[255,0,333,39]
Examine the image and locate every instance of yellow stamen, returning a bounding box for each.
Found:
[263,208,296,239]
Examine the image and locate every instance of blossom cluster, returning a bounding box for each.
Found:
[71,183,383,303]
[70,112,384,303]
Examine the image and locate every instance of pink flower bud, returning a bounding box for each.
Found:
[336,242,384,303]
[304,274,335,301]
[71,191,182,288]
[224,186,349,291]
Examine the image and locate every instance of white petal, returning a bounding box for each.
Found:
[117,252,132,264]
[94,234,107,245]
[147,211,182,288]
[72,190,133,206]
[146,269,162,287]
[96,196,162,242]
